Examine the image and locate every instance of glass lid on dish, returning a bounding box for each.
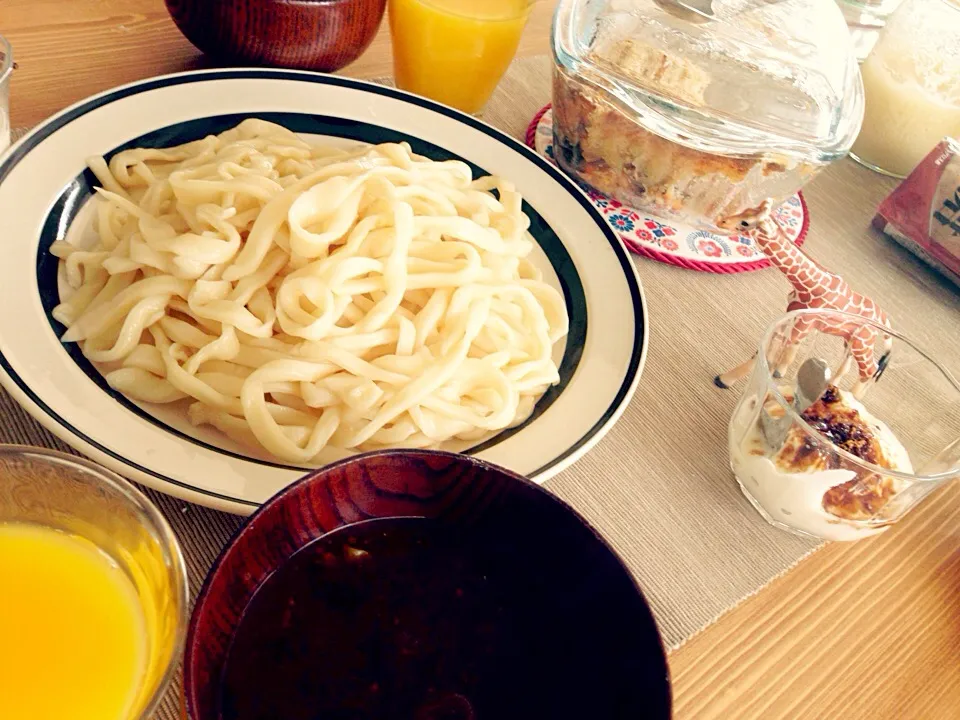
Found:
[552,0,865,162]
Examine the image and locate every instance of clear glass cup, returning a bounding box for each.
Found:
[835,0,904,60]
[0,445,188,717]
[387,0,533,114]
[728,309,960,542]
[849,0,960,178]
[0,34,12,154]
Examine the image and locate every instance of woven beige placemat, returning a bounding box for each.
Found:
[11,55,960,718]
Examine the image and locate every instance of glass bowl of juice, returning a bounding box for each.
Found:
[388,0,533,114]
[0,445,188,720]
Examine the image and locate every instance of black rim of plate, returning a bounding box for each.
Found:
[0,70,646,508]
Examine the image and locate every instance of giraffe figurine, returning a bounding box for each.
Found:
[713,200,892,398]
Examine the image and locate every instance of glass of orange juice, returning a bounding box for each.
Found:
[0,445,188,720]
[388,0,534,114]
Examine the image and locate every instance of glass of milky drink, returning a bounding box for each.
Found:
[728,309,960,541]
[0,446,188,719]
[849,0,960,178]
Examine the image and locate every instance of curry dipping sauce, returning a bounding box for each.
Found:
[219,516,655,719]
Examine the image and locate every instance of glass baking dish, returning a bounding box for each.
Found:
[551,0,865,233]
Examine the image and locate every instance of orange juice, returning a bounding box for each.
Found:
[0,523,149,720]
[388,0,531,113]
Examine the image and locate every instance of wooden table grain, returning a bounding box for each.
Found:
[3,2,960,718]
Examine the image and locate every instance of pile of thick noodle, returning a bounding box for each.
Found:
[51,120,568,464]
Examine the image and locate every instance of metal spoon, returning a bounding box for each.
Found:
[760,357,832,449]
[654,0,715,21]
[654,0,788,23]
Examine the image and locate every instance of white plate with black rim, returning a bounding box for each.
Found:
[0,70,647,514]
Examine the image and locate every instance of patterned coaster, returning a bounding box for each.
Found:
[526,106,809,274]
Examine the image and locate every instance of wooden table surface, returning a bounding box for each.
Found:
[3,2,960,718]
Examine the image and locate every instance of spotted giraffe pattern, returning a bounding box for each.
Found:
[717,201,891,381]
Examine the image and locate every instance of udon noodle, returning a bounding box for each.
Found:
[51,119,568,464]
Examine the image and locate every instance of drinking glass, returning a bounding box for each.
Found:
[0,445,188,717]
[728,309,960,541]
[387,0,533,114]
[849,0,960,177]
[834,0,903,60]
[0,35,12,154]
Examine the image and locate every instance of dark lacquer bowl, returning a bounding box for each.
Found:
[184,450,671,720]
[164,0,386,72]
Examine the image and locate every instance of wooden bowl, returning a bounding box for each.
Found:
[183,450,671,719]
[164,0,387,72]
